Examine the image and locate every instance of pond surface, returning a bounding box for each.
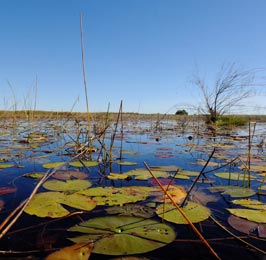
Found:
[0,117,265,260]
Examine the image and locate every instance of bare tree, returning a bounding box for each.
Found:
[193,63,258,123]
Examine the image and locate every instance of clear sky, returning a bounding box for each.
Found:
[1,0,266,114]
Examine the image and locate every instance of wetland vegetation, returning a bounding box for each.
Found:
[0,109,265,259]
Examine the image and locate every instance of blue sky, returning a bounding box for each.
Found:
[1,0,266,114]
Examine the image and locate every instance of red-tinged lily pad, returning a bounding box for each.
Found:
[52,170,88,180]
[0,187,17,195]
[45,241,94,260]
[68,216,176,255]
[0,199,4,210]
[228,215,258,236]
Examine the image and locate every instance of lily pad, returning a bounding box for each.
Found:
[126,168,169,180]
[209,185,256,198]
[69,160,99,168]
[23,172,45,179]
[45,242,94,260]
[150,165,179,172]
[227,208,266,223]
[0,163,14,169]
[107,173,131,180]
[24,191,97,218]
[116,161,138,166]
[43,180,92,192]
[156,201,211,224]
[231,199,266,210]
[42,162,65,169]
[78,186,157,206]
[52,170,88,180]
[228,215,258,235]
[105,204,155,218]
[68,216,176,255]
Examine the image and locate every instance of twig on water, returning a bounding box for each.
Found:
[0,169,56,239]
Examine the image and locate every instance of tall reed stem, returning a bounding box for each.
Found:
[80,13,91,137]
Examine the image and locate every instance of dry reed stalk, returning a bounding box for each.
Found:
[144,161,222,260]
[0,169,56,239]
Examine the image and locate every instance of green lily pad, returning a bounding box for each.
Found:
[0,163,14,169]
[231,199,266,210]
[107,173,131,180]
[156,201,211,224]
[227,208,266,223]
[105,204,155,218]
[126,168,169,180]
[23,172,45,179]
[116,161,138,166]
[43,179,92,192]
[42,162,65,169]
[214,172,256,181]
[209,185,256,198]
[69,160,99,167]
[78,186,157,206]
[24,191,97,218]
[247,165,266,173]
[68,216,176,255]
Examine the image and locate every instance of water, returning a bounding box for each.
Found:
[0,118,265,259]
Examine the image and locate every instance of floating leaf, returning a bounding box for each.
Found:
[232,199,266,210]
[0,187,17,195]
[23,172,45,179]
[0,199,4,211]
[52,170,88,180]
[45,242,94,260]
[107,173,131,180]
[43,180,92,192]
[248,165,266,173]
[152,185,187,204]
[126,168,168,180]
[24,191,96,218]
[0,163,14,169]
[227,208,266,223]
[43,162,65,169]
[209,185,256,198]
[69,161,99,168]
[68,216,176,255]
[78,186,156,206]
[214,172,256,181]
[105,204,155,218]
[228,215,258,235]
[156,201,211,224]
[116,161,137,166]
